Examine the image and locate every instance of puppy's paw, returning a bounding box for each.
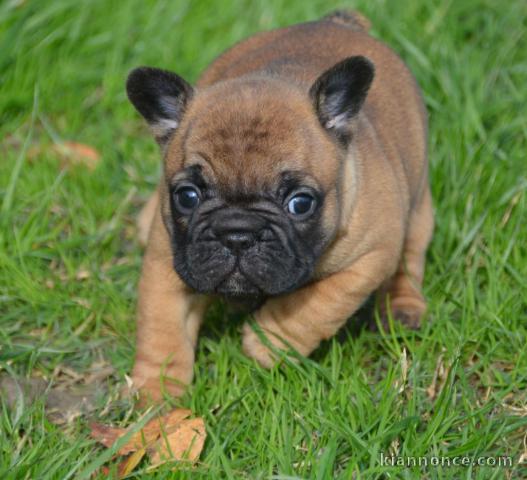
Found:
[390,296,426,329]
[372,296,426,331]
[390,308,423,329]
[130,369,188,406]
[241,322,279,368]
[242,316,312,368]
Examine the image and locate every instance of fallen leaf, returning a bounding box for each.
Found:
[54,141,101,170]
[90,408,192,455]
[121,408,192,455]
[149,417,206,467]
[90,408,205,477]
[0,376,47,405]
[0,374,104,425]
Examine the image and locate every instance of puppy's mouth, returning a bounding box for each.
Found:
[216,266,262,298]
[215,267,266,312]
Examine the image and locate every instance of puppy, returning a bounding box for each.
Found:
[126,10,433,401]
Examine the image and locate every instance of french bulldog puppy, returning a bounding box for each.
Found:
[126,10,433,401]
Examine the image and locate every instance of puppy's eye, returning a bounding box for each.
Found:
[286,193,316,217]
[173,185,201,214]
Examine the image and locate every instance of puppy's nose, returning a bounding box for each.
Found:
[220,231,255,252]
[211,209,265,252]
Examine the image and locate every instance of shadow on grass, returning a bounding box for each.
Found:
[199,293,377,364]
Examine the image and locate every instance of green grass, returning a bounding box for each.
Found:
[1,0,526,478]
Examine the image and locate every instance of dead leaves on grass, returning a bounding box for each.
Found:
[3,130,102,170]
[52,141,101,170]
[41,141,101,169]
[91,408,192,455]
[150,417,206,467]
[90,408,206,476]
[23,140,101,170]
[0,362,112,425]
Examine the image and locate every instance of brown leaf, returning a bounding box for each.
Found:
[0,376,47,405]
[90,409,205,476]
[53,141,100,170]
[0,374,103,425]
[120,408,192,455]
[90,408,192,456]
[149,417,206,467]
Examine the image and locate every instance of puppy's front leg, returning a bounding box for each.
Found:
[132,211,208,402]
[243,250,395,368]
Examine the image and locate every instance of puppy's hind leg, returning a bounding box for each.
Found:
[377,186,434,329]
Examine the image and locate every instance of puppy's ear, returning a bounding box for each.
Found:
[126,67,194,147]
[309,56,374,143]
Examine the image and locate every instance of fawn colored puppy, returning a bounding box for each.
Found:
[126,10,433,401]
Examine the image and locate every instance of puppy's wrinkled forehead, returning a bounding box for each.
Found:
[165,78,338,192]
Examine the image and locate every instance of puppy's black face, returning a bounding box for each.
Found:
[168,166,326,303]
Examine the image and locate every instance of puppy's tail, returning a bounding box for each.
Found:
[322,10,371,32]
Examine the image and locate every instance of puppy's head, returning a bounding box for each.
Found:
[126,57,374,303]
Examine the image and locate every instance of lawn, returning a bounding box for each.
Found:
[1,0,526,478]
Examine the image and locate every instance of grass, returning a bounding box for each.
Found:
[1,0,526,478]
